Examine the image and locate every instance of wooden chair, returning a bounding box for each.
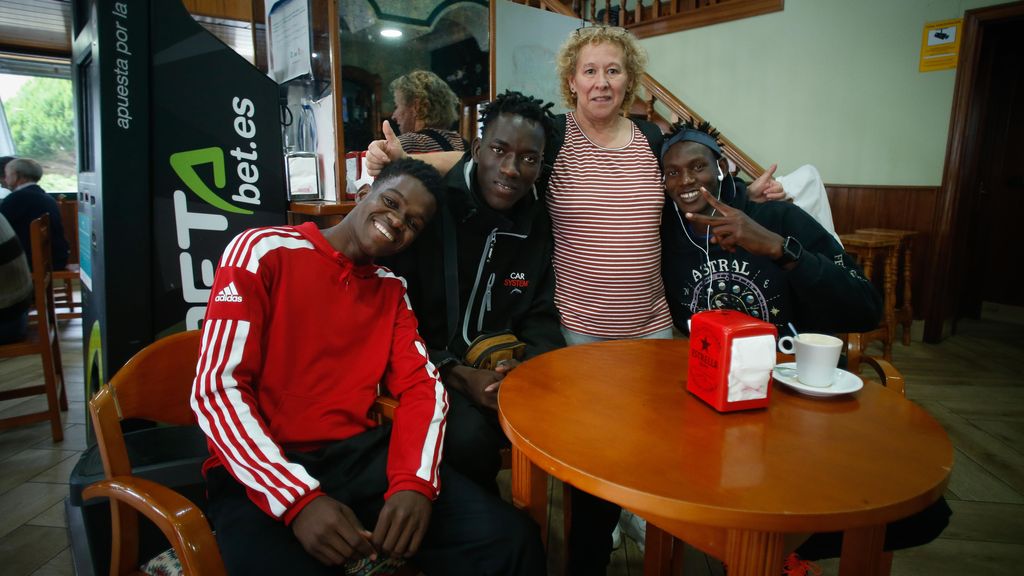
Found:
[84,330,418,576]
[53,197,82,320]
[0,214,68,442]
[83,329,223,576]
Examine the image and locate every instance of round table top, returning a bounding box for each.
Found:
[498,339,952,533]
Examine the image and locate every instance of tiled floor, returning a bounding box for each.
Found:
[1,313,1022,575]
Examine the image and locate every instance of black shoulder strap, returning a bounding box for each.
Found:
[440,202,460,345]
[545,114,567,168]
[420,128,455,152]
[633,118,664,168]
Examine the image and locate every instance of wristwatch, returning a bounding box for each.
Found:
[435,356,461,379]
[775,236,802,266]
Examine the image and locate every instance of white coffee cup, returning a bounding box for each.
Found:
[777,333,843,387]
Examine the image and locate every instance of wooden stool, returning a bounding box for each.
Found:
[856,228,918,345]
[839,233,900,362]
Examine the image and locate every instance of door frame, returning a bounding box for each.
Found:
[924,0,1024,342]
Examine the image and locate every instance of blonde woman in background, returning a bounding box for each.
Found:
[389,70,467,153]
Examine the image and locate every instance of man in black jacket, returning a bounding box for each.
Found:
[1,157,69,270]
[660,121,950,566]
[383,91,565,492]
[659,120,881,336]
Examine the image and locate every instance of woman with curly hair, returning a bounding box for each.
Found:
[389,70,467,153]
[546,26,673,575]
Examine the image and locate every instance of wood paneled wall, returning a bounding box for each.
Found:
[826,184,940,321]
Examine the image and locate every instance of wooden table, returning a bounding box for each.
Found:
[855,228,919,346]
[839,233,900,360]
[498,340,951,576]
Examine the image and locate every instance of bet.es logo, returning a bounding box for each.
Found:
[171,96,263,330]
[169,97,263,215]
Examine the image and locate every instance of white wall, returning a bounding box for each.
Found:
[641,0,1005,185]
[495,0,579,114]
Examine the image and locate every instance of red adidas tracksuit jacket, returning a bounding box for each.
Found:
[191,222,448,524]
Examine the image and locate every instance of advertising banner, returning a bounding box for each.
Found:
[150,0,287,334]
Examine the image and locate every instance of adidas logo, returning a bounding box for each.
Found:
[214,282,243,303]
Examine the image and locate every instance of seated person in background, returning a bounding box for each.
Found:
[660,120,881,336]
[381,91,565,493]
[192,158,545,576]
[660,121,950,566]
[0,156,15,200]
[0,158,69,270]
[0,213,32,344]
[390,70,467,153]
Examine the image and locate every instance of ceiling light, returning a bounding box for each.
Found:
[380,28,402,38]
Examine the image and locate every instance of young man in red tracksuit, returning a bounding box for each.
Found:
[191,158,545,575]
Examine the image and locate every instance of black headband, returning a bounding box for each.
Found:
[661,129,723,160]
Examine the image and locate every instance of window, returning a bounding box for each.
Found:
[0,55,77,193]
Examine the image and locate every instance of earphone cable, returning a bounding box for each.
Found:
[674,202,713,312]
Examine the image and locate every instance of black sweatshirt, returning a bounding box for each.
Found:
[660,180,881,335]
[382,155,565,368]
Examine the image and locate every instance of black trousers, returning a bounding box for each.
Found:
[206,425,545,575]
[567,487,622,576]
[796,496,953,560]
[565,489,952,574]
[440,388,510,493]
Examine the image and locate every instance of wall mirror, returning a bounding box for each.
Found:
[337,0,489,152]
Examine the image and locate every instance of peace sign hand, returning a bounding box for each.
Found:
[685,188,787,261]
[747,163,787,202]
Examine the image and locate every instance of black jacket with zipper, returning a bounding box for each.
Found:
[382,155,565,369]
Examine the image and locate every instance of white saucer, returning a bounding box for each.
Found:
[772,362,863,397]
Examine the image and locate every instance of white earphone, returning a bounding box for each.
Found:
[717,161,725,182]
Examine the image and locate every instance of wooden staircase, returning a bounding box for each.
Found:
[565,0,783,39]
[511,0,765,177]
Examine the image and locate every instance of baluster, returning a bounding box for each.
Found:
[603,0,611,24]
[646,95,656,123]
[590,0,596,22]
[653,0,660,19]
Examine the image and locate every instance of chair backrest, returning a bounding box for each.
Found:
[28,215,57,340]
[56,197,78,266]
[90,330,203,479]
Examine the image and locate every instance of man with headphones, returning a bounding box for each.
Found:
[659,119,881,337]
[658,120,952,567]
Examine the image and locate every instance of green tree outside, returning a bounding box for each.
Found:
[4,76,78,192]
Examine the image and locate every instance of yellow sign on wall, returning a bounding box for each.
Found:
[920,18,962,72]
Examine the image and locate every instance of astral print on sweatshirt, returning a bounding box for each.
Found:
[684,257,780,322]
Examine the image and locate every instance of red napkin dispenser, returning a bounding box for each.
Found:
[687,310,777,412]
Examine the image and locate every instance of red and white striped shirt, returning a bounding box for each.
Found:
[547,112,672,338]
[191,223,447,523]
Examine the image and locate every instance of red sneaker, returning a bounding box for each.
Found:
[782,553,822,576]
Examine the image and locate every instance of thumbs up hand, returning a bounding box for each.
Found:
[366,120,407,177]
